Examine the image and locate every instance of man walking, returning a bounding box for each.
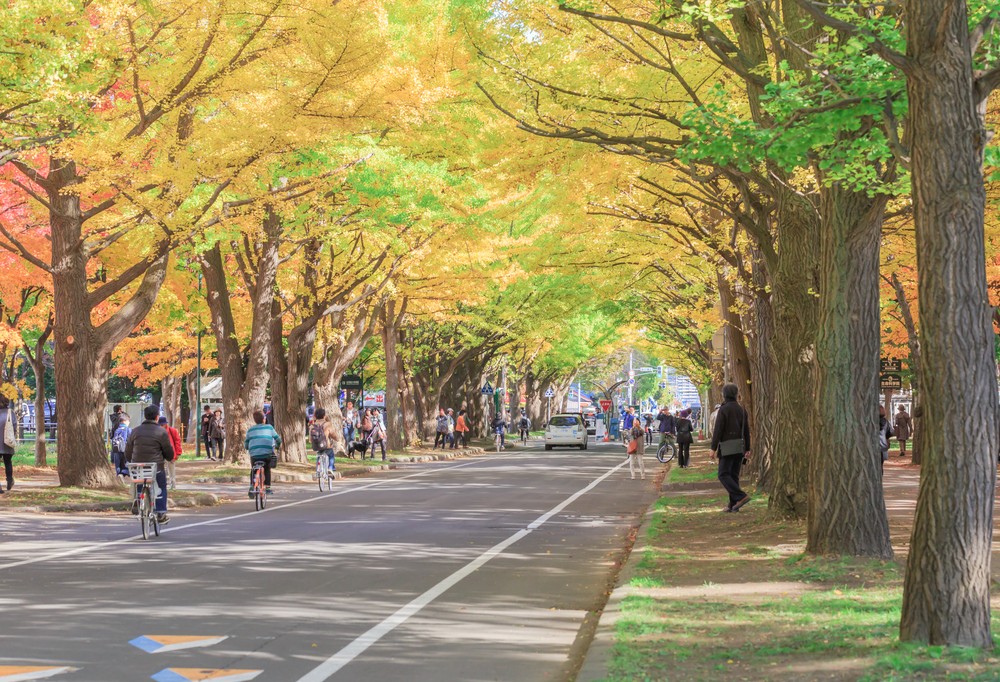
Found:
[710,383,751,513]
[200,406,215,460]
[447,408,457,449]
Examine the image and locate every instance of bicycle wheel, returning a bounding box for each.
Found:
[317,458,324,493]
[139,486,150,540]
[495,435,501,453]
[152,510,160,537]
[657,443,675,463]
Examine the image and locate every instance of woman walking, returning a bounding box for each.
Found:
[676,409,694,468]
[893,405,912,457]
[210,409,226,461]
[0,396,15,492]
[628,418,646,480]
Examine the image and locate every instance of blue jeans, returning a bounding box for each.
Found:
[320,449,335,472]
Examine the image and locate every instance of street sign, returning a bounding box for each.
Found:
[544,388,555,398]
[659,382,667,389]
[880,374,902,390]
[628,369,635,378]
[639,366,655,372]
[340,374,362,390]
[880,358,902,373]
[481,381,494,395]
[627,378,635,386]
[599,399,612,412]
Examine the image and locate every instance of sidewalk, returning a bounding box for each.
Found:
[578,447,1000,681]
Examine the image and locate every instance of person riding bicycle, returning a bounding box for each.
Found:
[125,405,175,525]
[517,413,530,442]
[246,410,281,497]
[309,408,336,477]
[491,412,507,450]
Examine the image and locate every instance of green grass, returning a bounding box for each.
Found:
[667,465,718,484]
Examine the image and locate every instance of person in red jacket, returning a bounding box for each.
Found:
[158,416,183,490]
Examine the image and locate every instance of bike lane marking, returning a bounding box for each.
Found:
[130,636,229,654]
[0,457,495,571]
[295,457,629,682]
[150,670,261,682]
[0,668,77,681]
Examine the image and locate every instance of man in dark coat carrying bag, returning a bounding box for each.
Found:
[711,383,752,513]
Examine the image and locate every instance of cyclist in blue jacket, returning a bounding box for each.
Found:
[245,410,281,497]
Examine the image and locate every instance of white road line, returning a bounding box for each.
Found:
[0,458,493,571]
[295,458,628,682]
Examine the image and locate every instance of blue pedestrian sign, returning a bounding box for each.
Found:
[659,382,667,389]
[544,388,555,398]
[627,378,635,386]
[481,382,494,395]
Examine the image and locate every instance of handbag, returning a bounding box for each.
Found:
[3,411,15,449]
[627,438,638,455]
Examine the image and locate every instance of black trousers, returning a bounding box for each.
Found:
[678,442,691,467]
[717,453,746,507]
[369,438,386,460]
[1,453,11,487]
[434,432,447,448]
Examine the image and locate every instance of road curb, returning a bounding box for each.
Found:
[575,488,661,681]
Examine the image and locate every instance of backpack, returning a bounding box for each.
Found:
[436,415,449,433]
[677,419,693,445]
[309,421,328,451]
[519,416,529,429]
[111,426,128,453]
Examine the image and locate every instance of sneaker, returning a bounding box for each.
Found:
[156,514,169,525]
[265,487,273,495]
[248,488,255,499]
[731,495,752,512]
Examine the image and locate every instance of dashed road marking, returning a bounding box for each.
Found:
[295,457,628,681]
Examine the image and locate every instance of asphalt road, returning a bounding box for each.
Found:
[0,439,660,682]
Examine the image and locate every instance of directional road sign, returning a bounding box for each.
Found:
[340,374,362,390]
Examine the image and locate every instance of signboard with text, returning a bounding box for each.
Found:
[340,374,362,390]
[879,374,902,390]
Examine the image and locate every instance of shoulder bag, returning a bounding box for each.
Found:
[3,410,15,449]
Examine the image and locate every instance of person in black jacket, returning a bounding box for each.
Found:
[710,383,752,512]
[125,405,176,524]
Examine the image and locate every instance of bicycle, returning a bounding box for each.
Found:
[127,462,160,540]
[494,429,504,453]
[251,460,268,511]
[519,428,529,446]
[656,434,677,463]
[316,452,333,492]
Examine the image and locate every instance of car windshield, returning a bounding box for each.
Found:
[550,416,580,427]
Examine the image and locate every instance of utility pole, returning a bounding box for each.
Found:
[195,271,203,459]
[627,350,634,406]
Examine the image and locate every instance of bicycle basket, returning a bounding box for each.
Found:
[126,462,157,482]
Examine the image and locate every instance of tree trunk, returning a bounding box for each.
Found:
[719,274,753,425]
[742,249,776,489]
[45,159,168,488]
[888,272,923,464]
[899,0,998,648]
[185,369,200,444]
[25,318,52,468]
[767,195,820,517]
[161,374,182,430]
[200,213,280,464]
[270,305,315,465]
[381,300,407,451]
[807,184,892,558]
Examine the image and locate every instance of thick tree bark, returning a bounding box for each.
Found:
[44,159,169,488]
[381,299,407,451]
[269,303,316,465]
[899,0,998,648]
[807,183,892,558]
[742,249,776,489]
[24,317,52,467]
[767,195,819,517]
[888,272,924,465]
[719,274,753,422]
[161,374,182,430]
[200,212,280,464]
